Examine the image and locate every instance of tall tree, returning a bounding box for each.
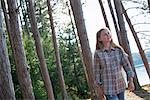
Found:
[46,0,68,99]
[66,1,88,83]
[27,0,55,99]
[98,0,110,28]
[69,0,96,99]
[3,0,35,99]
[0,2,15,99]
[148,0,150,12]
[113,0,141,89]
[107,0,122,44]
[121,3,150,78]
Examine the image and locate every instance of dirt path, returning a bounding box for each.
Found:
[87,84,150,100]
[125,84,150,100]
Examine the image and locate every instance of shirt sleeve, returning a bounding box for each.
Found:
[120,49,134,78]
[94,51,102,85]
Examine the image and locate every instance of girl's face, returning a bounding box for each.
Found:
[99,29,112,43]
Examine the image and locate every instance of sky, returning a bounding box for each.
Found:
[81,0,150,53]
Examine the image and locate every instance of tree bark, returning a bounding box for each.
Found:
[148,0,150,12]
[107,0,122,44]
[113,0,141,89]
[47,0,68,99]
[4,0,35,99]
[98,0,110,28]
[69,0,96,99]
[0,2,16,99]
[27,0,55,99]
[121,3,150,79]
[66,2,89,83]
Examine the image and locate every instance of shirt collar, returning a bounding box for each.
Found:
[102,46,115,52]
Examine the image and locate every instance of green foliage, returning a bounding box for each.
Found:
[7,0,150,99]
[58,25,90,99]
[6,0,90,99]
[22,33,47,99]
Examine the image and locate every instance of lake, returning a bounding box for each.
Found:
[135,65,150,86]
[123,64,150,86]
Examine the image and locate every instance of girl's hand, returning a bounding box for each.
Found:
[128,81,135,92]
[96,85,106,100]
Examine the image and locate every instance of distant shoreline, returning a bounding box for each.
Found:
[135,62,150,68]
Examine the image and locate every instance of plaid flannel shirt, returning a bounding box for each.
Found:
[94,47,134,95]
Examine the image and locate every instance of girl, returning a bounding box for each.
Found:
[94,28,135,100]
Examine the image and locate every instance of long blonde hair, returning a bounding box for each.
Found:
[96,27,120,50]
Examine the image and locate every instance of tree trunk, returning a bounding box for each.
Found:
[66,2,89,83]
[0,2,16,99]
[3,0,35,99]
[27,0,55,99]
[148,0,150,12]
[67,1,90,95]
[98,0,110,28]
[113,0,141,89]
[69,0,96,99]
[47,0,68,99]
[107,0,122,44]
[121,3,150,79]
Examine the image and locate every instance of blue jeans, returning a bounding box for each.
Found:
[105,91,125,100]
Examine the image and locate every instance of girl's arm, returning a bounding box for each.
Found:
[120,49,135,91]
[120,49,134,79]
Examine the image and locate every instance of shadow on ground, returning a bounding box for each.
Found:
[133,84,150,100]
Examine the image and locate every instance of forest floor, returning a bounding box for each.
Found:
[87,84,150,100]
[125,84,150,100]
